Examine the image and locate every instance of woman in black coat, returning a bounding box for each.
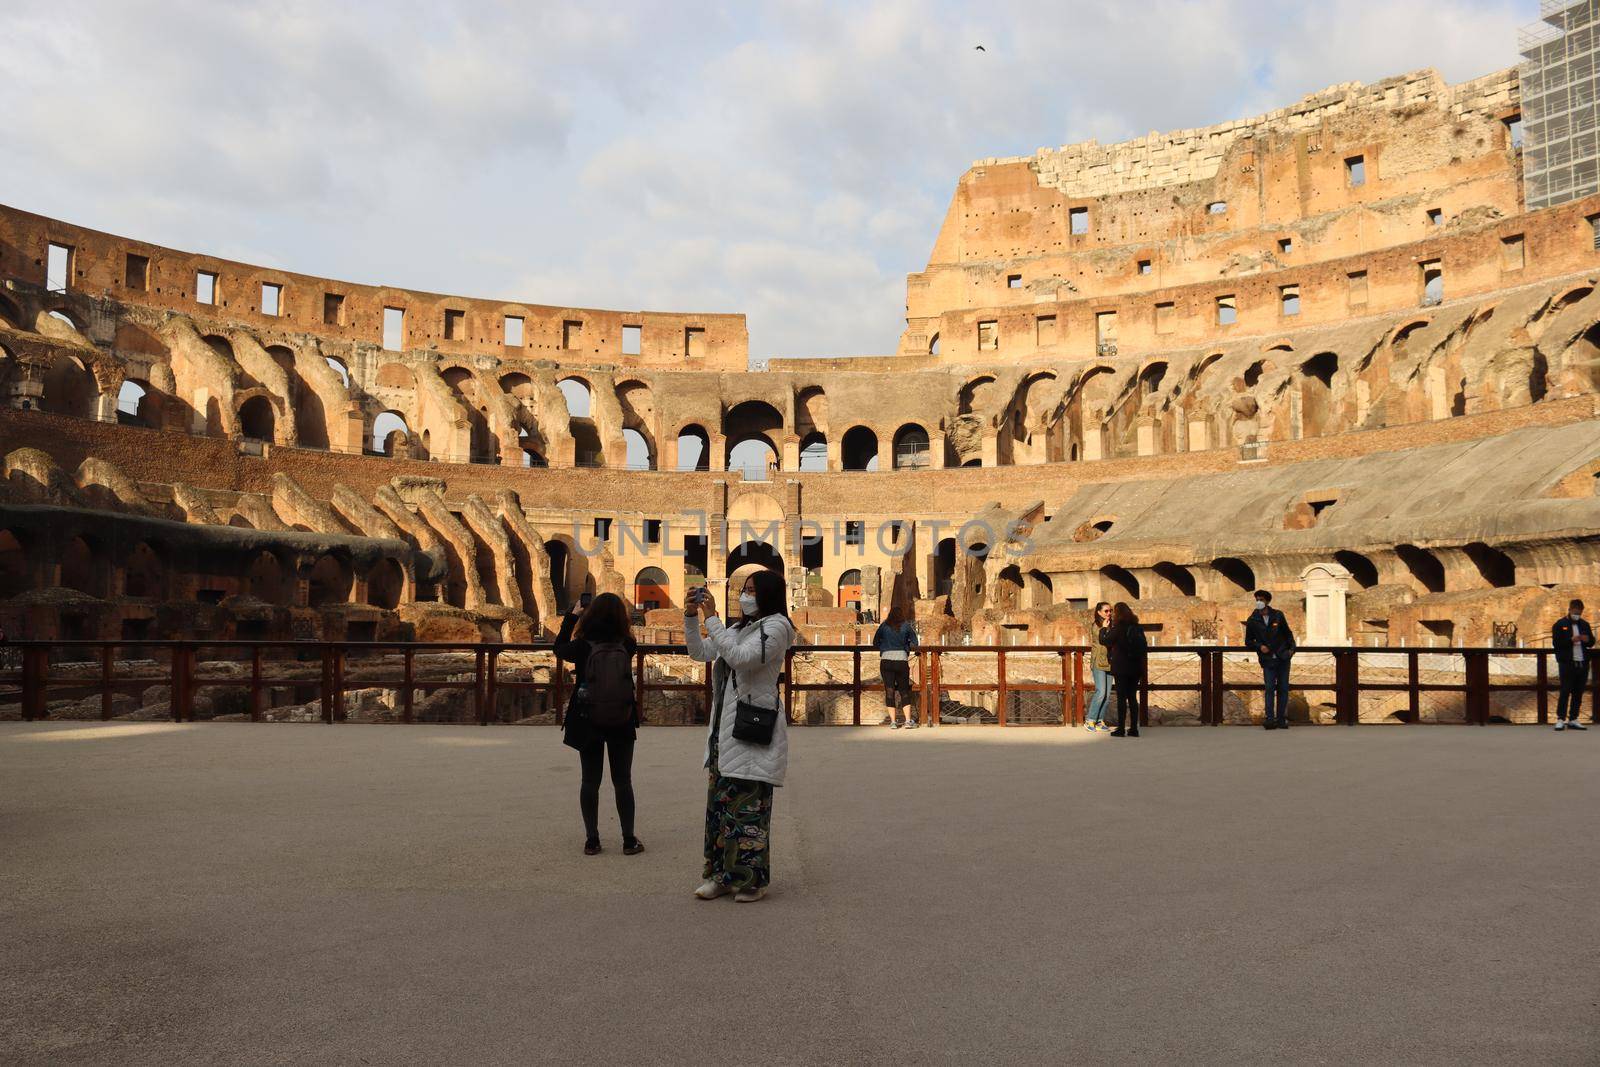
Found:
[1101,601,1148,737]
[554,593,642,856]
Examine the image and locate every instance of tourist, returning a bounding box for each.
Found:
[1085,601,1114,732]
[555,592,643,857]
[872,604,919,728]
[1244,589,1296,730]
[1552,598,1593,731]
[685,570,795,903]
[1104,602,1147,737]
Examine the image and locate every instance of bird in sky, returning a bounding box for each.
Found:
[975,44,986,51]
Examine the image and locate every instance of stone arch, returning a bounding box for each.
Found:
[1100,564,1139,600]
[1152,561,1196,597]
[116,378,161,427]
[837,568,864,611]
[543,538,572,612]
[841,425,879,471]
[557,376,593,418]
[634,566,671,610]
[798,431,827,471]
[676,423,711,471]
[891,422,930,469]
[1210,557,1256,594]
[41,352,99,419]
[372,410,410,455]
[124,540,166,599]
[60,534,105,597]
[366,557,405,609]
[1334,550,1379,589]
[622,427,654,470]
[795,385,828,438]
[1463,542,1516,588]
[307,552,353,607]
[958,374,997,414]
[1395,544,1445,594]
[237,394,275,441]
[723,399,783,462]
[245,549,290,605]
[1025,568,1054,608]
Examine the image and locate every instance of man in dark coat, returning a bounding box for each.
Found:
[1552,598,1594,731]
[1244,590,1296,730]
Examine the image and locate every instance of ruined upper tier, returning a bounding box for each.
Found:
[901,68,1530,362]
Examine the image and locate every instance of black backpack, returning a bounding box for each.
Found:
[583,642,635,728]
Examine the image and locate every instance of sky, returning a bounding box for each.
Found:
[0,0,1530,362]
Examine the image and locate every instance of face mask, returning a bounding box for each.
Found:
[1572,613,1583,621]
[739,594,759,616]
[1255,600,1266,611]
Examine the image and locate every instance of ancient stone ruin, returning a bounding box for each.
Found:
[2,65,1599,664]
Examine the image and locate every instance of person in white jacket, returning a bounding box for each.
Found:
[684,569,794,903]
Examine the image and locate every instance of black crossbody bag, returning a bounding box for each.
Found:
[729,619,779,745]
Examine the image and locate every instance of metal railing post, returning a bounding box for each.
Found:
[334,645,347,723]
[1335,649,1359,726]
[174,642,194,722]
[485,646,501,725]
[22,646,46,721]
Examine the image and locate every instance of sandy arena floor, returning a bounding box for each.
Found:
[2,721,1596,1065]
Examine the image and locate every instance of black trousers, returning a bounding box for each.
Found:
[1556,659,1591,722]
[579,733,636,841]
[881,658,914,713]
[1112,672,1140,731]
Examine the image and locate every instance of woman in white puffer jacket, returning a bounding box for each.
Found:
[684,569,794,903]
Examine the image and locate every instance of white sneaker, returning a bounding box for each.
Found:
[694,880,730,900]
[734,886,767,903]
[1555,721,1567,731]
[1568,720,1588,731]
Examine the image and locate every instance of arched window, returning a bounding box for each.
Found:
[325,357,350,386]
[557,378,592,418]
[634,566,671,611]
[60,536,103,597]
[623,427,654,470]
[838,569,863,612]
[841,426,879,471]
[799,432,827,471]
[727,438,777,478]
[892,424,930,469]
[372,411,409,455]
[676,425,711,471]
[124,541,165,599]
[238,396,275,441]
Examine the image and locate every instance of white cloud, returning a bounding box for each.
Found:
[0,0,1529,360]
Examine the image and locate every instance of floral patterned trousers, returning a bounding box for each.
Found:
[703,770,774,890]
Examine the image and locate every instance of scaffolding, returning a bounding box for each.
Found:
[1520,0,1600,209]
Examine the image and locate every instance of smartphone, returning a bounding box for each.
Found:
[579,592,593,609]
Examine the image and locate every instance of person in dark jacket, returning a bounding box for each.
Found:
[1102,602,1147,737]
[1552,598,1594,731]
[872,605,920,728]
[555,592,643,856]
[1244,589,1296,730]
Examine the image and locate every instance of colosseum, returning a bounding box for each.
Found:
[3,63,1599,710]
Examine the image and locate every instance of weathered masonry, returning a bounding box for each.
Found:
[4,64,1600,662]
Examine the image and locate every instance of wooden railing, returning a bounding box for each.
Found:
[1,641,1595,726]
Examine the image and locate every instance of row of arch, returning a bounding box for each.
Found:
[0,528,407,611]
